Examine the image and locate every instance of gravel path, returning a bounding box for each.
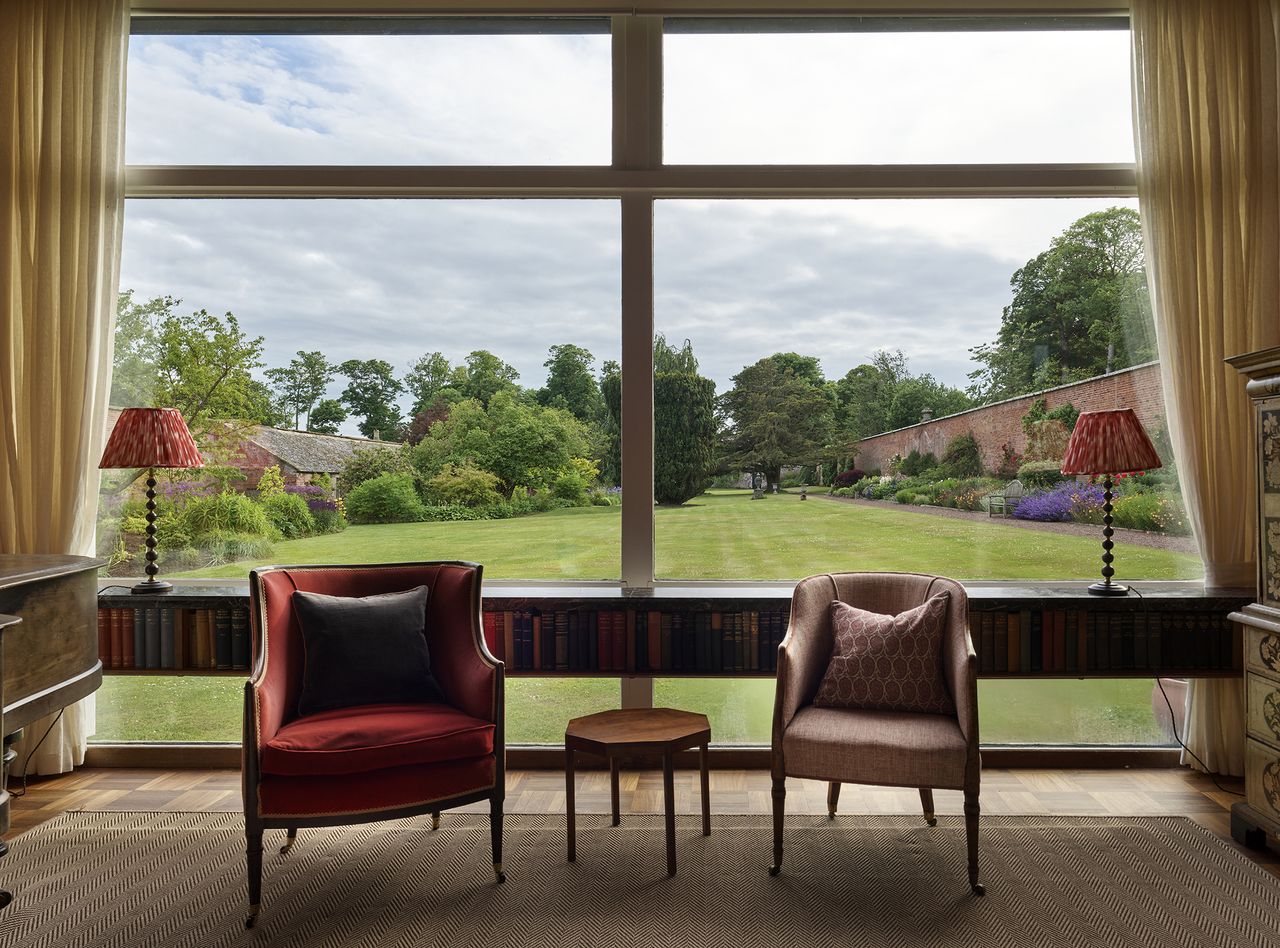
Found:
[819,492,1199,555]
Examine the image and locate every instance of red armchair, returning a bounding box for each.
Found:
[242,562,504,928]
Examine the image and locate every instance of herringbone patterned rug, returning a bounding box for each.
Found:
[0,812,1274,948]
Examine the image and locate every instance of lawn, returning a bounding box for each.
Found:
[174,488,1202,582]
[97,490,1197,745]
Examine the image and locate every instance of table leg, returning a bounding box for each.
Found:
[699,743,711,837]
[610,757,621,827]
[566,747,576,863]
[663,752,676,876]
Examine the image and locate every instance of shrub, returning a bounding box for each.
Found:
[995,442,1023,480]
[180,490,276,540]
[832,468,866,489]
[255,465,286,498]
[939,432,984,478]
[339,445,416,496]
[161,532,275,571]
[894,489,920,504]
[259,491,316,539]
[310,508,348,534]
[344,473,428,524]
[899,450,936,477]
[425,462,503,508]
[1017,459,1069,491]
[1112,491,1191,535]
[550,457,600,505]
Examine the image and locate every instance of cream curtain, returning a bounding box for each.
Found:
[1,0,130,774]
[1131,0,1280,775]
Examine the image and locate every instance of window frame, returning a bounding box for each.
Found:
[125,9,1138,590]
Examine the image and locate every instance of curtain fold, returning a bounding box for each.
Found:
[1131,0,1280,775]
[1,0,130,774]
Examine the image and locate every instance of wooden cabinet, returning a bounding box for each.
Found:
[1227,346,1280,849]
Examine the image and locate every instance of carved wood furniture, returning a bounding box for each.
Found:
[0,612,18,911]
[242,562,504,929]
[770,572,983,894]
[564,707,711,876]
[1227,346,1280,850]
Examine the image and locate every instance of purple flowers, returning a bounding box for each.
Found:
[1013,481,1106,523]
[285,484,326,498]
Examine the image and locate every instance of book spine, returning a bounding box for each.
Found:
[660,614,672,671]
[214,608,232,669]
[110,609,124,670]
[1019,609,1033,673]
[1085,611,1096,671]
[632,611,645,672]
[1007,610,1020,675]
[750,611,760,672]
[994,612,1008,674]
[613,612,626,672]
[1064,610,1078,674]
[231,607,250,670]
[160,608,175,669]
[97,607,110,666]
[174,609,188,670]
[647,611,662,671]
[1133,611,1148,670]
[502,610,516,668]
[130,608,143,669]
[587,610,599,672]
[144,608,160,669]
[531,612,543,672]
[1052,610,1066,672]
[555,610,568,671]
[1146,610,1161,671]
[1029,610,1042,672]
[979,613,994,674]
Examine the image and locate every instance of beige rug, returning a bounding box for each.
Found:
[0,812,1275,948]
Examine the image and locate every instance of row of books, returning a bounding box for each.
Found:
[97,607,252,671]
[971,608,1240,674]
[482,608,789,674]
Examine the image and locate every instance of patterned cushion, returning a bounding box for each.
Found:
[812,593,955,714]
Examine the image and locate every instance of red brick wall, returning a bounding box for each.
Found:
[228,442,304,491]
[855,362,1166,475]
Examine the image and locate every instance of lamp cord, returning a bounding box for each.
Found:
[6,707,65,799]
[1130,586,1244,798]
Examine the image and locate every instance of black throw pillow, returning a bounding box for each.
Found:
[293,585,446,718]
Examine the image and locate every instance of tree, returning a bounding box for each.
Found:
[308,398,347,435]
[968,207,1153,401]
[410,390,591,499]
[404,352,453,416]
[537,344,603,422]
[113,292,281,435]
[720,358,833,491]
[338,359,404,440]
[448,350,520,407]
[266,350,334,428]
[654,334,698,374]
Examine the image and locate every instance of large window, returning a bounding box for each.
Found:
[98,12,1198,748]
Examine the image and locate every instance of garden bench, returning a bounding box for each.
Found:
[986,478,1024,517]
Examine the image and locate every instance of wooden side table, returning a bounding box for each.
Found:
[564,708,711,876]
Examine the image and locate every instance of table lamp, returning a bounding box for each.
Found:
[1060,408,1162,596]
[99,408,204,593]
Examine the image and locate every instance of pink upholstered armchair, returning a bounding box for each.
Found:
[770,572,983,895]
[242,562,504,928]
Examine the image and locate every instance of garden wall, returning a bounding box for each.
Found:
[855,362,1165,474]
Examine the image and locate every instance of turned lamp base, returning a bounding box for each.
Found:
[1087,581,1130,597]
[131,578,172,595]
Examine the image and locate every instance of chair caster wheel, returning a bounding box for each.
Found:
[495,871,506,884]
[926,818,938,827]
[0,891,12,911]
[971,883,985,897]
[768,865,781,877]
[245,911,259,929]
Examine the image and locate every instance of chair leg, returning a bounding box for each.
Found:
[278,827,298,855]
[245,829,263,929]
[431,811,440,832]
[769,776,785,876]
[964,789,984,896]
[490,795,505,883]
[919,788,937,827]
[826,781,841,819]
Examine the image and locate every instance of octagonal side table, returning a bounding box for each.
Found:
[564,707,711,876]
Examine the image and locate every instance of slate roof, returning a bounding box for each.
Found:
[246,425,401,475]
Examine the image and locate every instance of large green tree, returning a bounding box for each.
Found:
[968,206,1154,401]
[307,398,347,435]
[338,359,404,440]
[265,350,334,429]
[113,291,283,437]
[600,336,717,503]
[404,352,453,416]
[448,350,520,407]
[537,344,603,422]
[720,357,833,491]
[411,390,590,499]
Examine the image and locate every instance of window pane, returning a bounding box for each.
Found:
[93,676,242,742]
[103,198,620,583]
[507,679,619,744]
[664,26,1134,164]
[979,679,1172,745]
[126,28,611,165]
[653,197,1201,583]
[653,678,773,744]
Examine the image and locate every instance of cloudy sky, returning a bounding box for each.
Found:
[120,23,1136,422]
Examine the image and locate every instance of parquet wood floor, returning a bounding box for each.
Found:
[5,767,1278,876]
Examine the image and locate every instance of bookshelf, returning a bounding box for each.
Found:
[96,582,1250,680]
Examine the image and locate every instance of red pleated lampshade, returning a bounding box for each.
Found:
[1060,409,1162,476]
[99,408,204,470]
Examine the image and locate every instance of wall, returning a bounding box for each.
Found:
[855,362,1165,475]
